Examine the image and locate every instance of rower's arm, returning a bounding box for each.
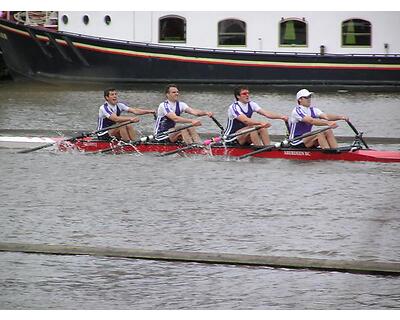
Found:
[185,107,213,117]
[166,112,201,126]
[109,113,139,123]
[320,113,349,121]
[128,107,156,116]
[257,109,288,121]
[302,115,337,127]
[236,114,271,127]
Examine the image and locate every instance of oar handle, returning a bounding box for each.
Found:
[210,116,225,134]
[346,120,369,149]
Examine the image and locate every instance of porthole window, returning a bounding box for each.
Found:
[342,19,371,47]
[218,19,246,46]
[279,19,307,46]
[83,15,89,25]
[159,16,186,43]
[104,15,111,25]
[61,15,68,25]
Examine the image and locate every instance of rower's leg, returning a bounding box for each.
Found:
[303,135,326,148]
[250,131,263,146]
[126,125,137,141]
[118,126,131,142]
[187,127,202,144]
[258,128,270,145]
[169,131,183,143]
[317,133,331,149]
[237,134,251,145]
[181,129,194,144]
[324,129,338,148]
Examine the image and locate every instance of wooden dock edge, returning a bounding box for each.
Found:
[1,242,399,276]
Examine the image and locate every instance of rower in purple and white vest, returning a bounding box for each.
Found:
[97,88,156,141]
[225,86,288,146]
[154,84,213,144]
[288,89,349,149]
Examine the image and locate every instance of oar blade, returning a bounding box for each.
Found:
[17,142,57,154]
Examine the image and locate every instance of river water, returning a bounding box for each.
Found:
[0,81,400,309]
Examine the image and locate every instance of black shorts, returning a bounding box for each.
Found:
[97,133,112,141]
[289,142,306,148]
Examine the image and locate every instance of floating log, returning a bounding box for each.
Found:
[0,242,399,276]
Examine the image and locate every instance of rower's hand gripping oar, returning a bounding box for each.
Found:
[18,120,137,154]
[238,126,332,160]
[346,120,369,149]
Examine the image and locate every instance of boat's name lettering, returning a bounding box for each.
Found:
[284,150,311,156]
[0,32,8,40]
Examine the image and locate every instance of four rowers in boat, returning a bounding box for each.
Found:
[98,85,347,150]
[288,89,349,149]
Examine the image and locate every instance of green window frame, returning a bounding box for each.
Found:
[279,19,307,47]
[342,19,371,47]
[218,19,246,46]
[159,16,186,43]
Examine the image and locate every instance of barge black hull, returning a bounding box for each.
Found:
[1,18,400,86]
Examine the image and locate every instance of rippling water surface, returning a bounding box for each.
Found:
[0,82,399,309]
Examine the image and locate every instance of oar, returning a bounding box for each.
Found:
[346,120,369,149]
[18,120,137,154]
[238,126,332,160]
[154,123,196,141]
[210,116,225,134]
[159,143,204,156]
[223,125,264,143]
[97,124,196,154]
[160,125,265,157]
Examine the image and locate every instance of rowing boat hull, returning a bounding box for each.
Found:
[66,139,400,163]
[1,135,398,162]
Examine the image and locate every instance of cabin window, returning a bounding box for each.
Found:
[279,19,307,46]
[83,15,89,25]
[104,15,111,25]
[342,19,371,47]
[61,15,68,25]
[218,19,246,46]
[159,16,186,43]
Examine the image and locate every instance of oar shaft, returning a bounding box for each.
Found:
[210,116,225,133]
[159,144,200,156]
[346,120,369,149]
[155,124,195,140]
[225,125,264,140]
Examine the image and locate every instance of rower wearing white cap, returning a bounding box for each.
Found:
[288,89,348,149]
